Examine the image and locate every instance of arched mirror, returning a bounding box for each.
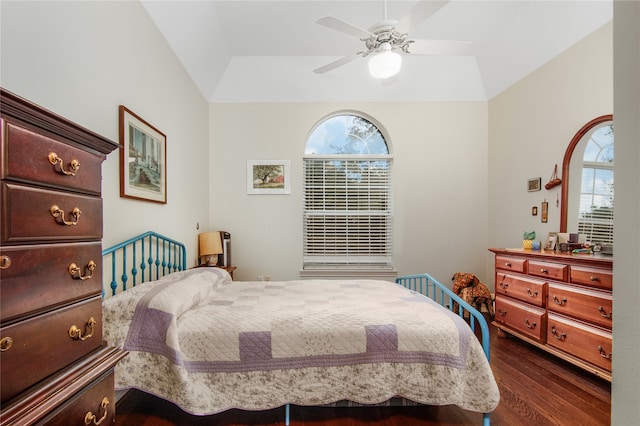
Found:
[560,114,614,246]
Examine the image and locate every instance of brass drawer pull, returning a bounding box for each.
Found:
[68,260,97,281]
[49,152,80,176]
[84,397,109,425]
[552,295,567,305]
[597,345,612,360]
[504,262,512,267]
[69,317,97,341]
[524,319,537,329]
[598,306,612,319]
[499,282,509,289]
[0,255,11,269]
[590,275,599,282]
[0,337,13,351]
[50,205,81,226]
[551,326,566,341]
[540,268,548,273]
[527,288,538,297]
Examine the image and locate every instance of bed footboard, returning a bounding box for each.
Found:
[102,231,187,297]
[395,273,492,426]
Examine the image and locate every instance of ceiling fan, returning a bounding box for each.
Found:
[314,0,471,79]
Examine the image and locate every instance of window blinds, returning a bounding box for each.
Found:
[303,158,392,268]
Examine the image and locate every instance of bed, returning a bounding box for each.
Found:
[102,232,499,425]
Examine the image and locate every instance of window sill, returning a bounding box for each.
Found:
[299,268,398,280]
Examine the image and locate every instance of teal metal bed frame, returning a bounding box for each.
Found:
[102,232,493,425]
[102,231,186,298]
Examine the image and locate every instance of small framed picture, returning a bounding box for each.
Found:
[541,201,549,223]
[545,232,558,250]
[532,206,538,216]
[528,177,541,192]
[247,160,291,195]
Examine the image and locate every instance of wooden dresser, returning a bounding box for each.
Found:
[0,89,126,424]
[489,248,613,381]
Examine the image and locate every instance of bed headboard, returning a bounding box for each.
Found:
[102,231,187,297]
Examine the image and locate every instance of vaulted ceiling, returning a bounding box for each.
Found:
[141,1,612,103]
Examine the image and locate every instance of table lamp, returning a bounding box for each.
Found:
[198,231,223,266]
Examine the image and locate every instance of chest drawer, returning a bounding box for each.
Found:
[548,283,612,329]
[495,255,527,273]
[495,296,546,342]
[35,371,116,426]
[1,121,104,195]
[0,242,102,323]
[527,260,568,281]
[1,182,102,244]
[0,296,103,403]
[496,273,547,307]
[570,265,612,290]
[547,313,612,372]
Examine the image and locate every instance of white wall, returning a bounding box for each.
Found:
[488,22,613,251]
[612,1,640,424]
[0,1,210,262]
[210,102,489,284]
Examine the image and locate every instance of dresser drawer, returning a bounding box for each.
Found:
[527,260,568,281]
[495,255,527,273]
[570,265,612,290]
[495,272,547,307]
[0,242,102,323]
[495,297,546,342]
[548,283,612,329]
[0,296,103,403]
[547,313,612,372]
[35,371,116,426]
[1,121,104,195]
[1,182,102,244]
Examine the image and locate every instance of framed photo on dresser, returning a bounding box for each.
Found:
[119,106,167,204]
[545,232,558,250]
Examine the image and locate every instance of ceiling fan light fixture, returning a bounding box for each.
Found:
[368,43,401,79]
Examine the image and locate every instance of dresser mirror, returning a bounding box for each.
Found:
[560,114,614,247]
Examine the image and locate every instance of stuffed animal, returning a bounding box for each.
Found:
[451,272,495,318]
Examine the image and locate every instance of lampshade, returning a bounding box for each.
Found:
[199,232,223,256]
[368,43,401,79]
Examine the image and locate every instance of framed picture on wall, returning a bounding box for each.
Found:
[528,177,541,192]
[246,160,291,195]
[119,106,167,204]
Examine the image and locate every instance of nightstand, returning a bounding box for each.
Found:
[218,266,236,279]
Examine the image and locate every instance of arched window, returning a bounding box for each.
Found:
[579,123,614,244]
[303,113,393,270]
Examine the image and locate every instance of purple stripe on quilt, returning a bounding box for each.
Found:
[366,324,398,352]
[239,331,272,362]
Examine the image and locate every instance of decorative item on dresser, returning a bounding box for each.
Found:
[489,248,612,381]
[0,88,126,425]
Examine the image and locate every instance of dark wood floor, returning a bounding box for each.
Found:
[116,321,611,425]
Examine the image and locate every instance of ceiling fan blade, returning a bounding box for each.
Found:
[314,53,364,74]
[407,39,472,56]
[395,0,448,34]
[316,16,373,40]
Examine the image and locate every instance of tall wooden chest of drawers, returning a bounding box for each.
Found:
[0,89,126,424]
[489,248,613,381]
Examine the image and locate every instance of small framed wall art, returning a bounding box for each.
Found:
[528,177,541,192]
[119,106,167,204]
[247,160,291,195]
[541,200,549,223]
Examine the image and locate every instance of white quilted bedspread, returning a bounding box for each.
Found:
[103,269,499,415]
